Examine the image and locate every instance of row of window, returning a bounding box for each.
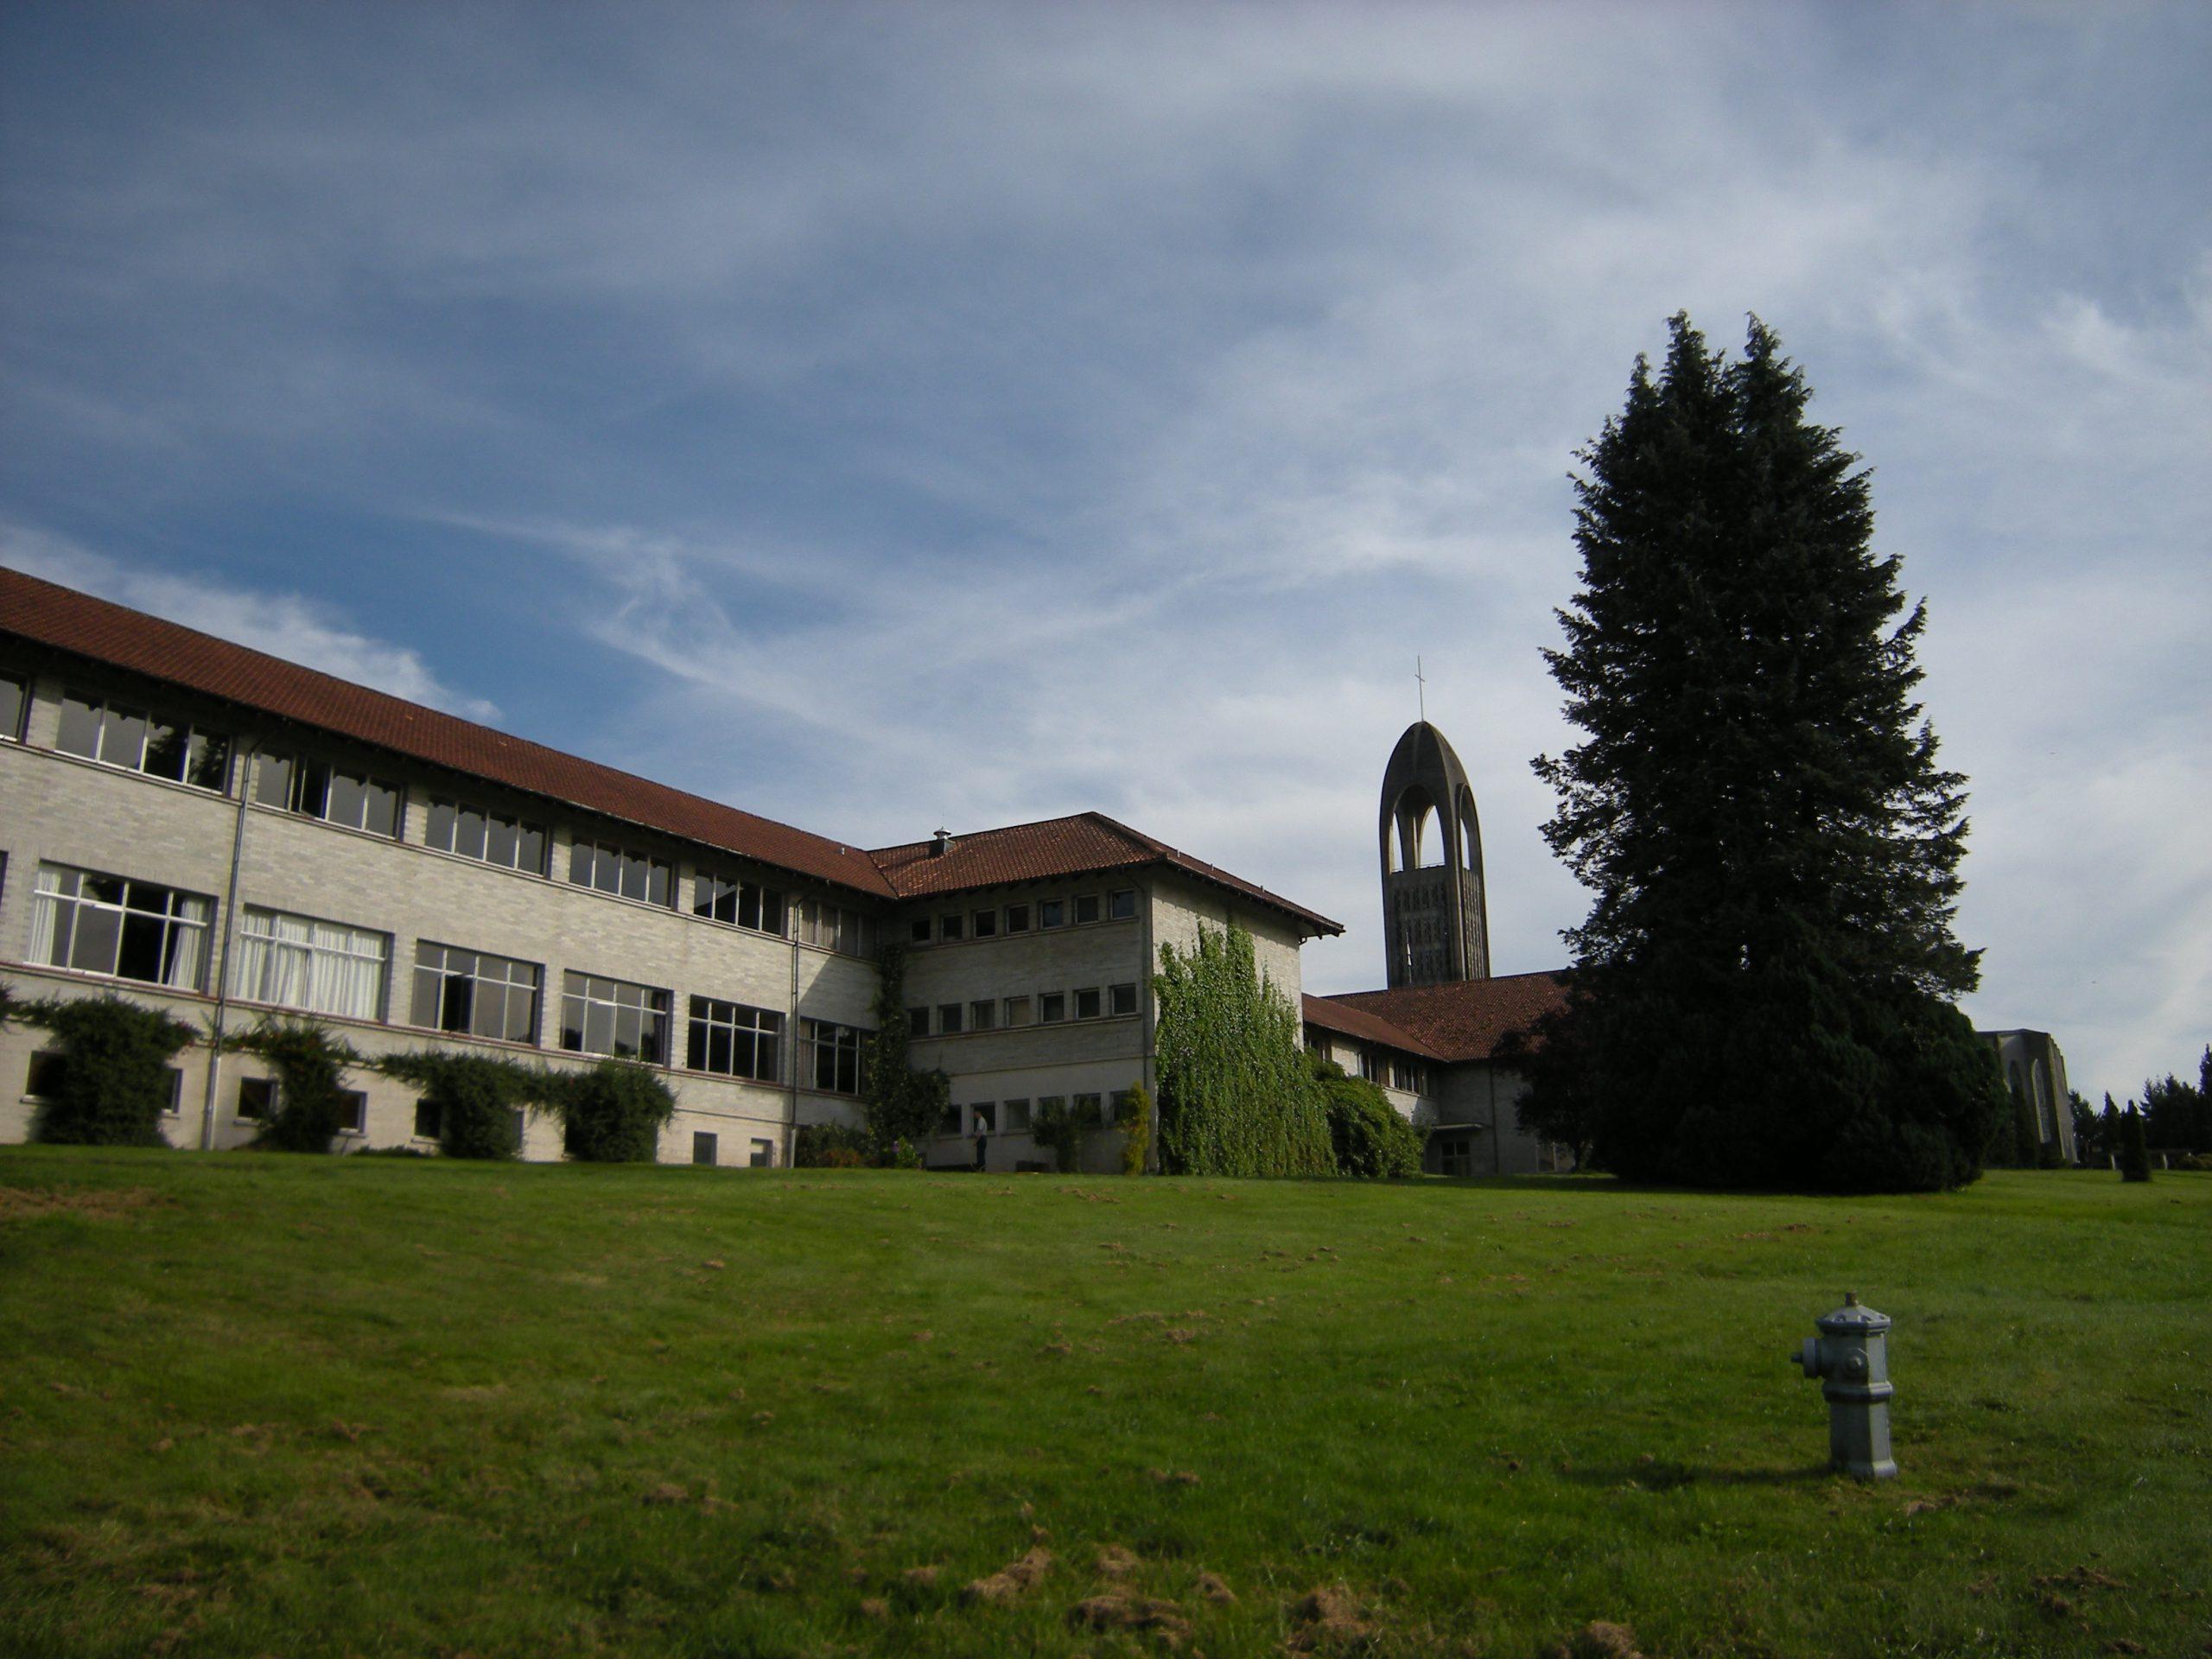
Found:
[910,981,1140,1037]
[20,861,873,1094]
[911,887,1138,946]
[23,680,879,957]
[943,1090,1136,1136]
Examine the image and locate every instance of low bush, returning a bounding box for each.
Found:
[232,1017,362,1153]
[375,1051,543,1160]
[552,1059,676,1163]
[794,1123,873,1169]
[1313,1054,1425,1179]
[20,995,197,1147]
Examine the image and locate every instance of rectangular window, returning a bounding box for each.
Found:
[1037,1094,1066,1126]
[1111,1088,1139,1123]
[1002,995,1033,1027]
[1004,903,1031,933]
[561,971,671,1062]
[1002,1098,1032,1131]
[236,1076,276,1121]
[0,671,28,741]
[1039,899,1066,929]
[685,996,782,1082]
[1075,894,1101,925]
[907,1007,930,1038]
[971,909,997,939]
[936,1103,961,1136]
[939,912,964,943]
[232,906,390,1021]
[971,1102,997,1133]
[1109,888,1137,921]
[969,1000,996,1033]
[1074,1091,1103,1124]
[1074,987,1102,1020]
[410,942,542,1045]
[910,917,932,944]
[569,838,672,906]
[1437,1135,1474,1178]
[413,1098,442,1140]
[29,863,213,989]
[794,898,878,957]
[1039,991,1066,1023]
[1359,1051,1382,1084]
[798,1019,865,1095]
[426,798,547,874]
[1109,982,1138,1018]
[749,1138,773,1167]
[336,1089,367,1135]
[692,1131,719,1166]
[25,1051,69,1100]
[937,1002,964,1036]
[257,753,400,836]
[56,690,232,792]
[695,871,785,935]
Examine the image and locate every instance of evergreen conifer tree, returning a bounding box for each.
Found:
[1523,314,2004,1191]
[2118,1104,2152,1182]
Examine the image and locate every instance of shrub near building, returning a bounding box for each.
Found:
[16,993,196,1147]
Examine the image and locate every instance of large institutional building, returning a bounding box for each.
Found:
[2,566,1571,1172]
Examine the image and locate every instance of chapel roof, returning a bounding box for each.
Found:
[1300,992,1446,1060]
[1319,969,1573,1063]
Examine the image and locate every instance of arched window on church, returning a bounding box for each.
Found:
[2031,1058,2056,1143]
[1411,802,1443,868]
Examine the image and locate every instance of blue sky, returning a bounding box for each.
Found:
[3,3,2206,1103]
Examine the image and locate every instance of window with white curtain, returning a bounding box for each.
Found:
[29,863,212,988]
[231,906,390,1020]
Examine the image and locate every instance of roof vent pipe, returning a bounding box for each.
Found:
[931,828,951,858]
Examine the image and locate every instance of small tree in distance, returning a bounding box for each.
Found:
[2118,1105,2152,1183]
[1522,313,2005,1192]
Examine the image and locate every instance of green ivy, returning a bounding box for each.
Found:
[861,943,949,1159]
[1030,1096,1087,1174]
[373,1050,549,1160]
[16,993,198,1147]
[1119,1082,1154,1176]
[232,1016,363,1153]
[550,1058,676,1162]
[1312,1052,1425,1179]
[1152,924,1334,1178]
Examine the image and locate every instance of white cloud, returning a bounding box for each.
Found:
[0,525,502,725]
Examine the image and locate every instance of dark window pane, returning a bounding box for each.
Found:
[517,825,545,874]
[411,968,441,1027]
[188,732,230,791]
[257,753,294,809]
[649,862,670,906]
[594,852,620,894]
[427,800,456,851]
[1109,890,1136,920]
[296,760,331,817]
[485,816,514,866]
[143,721,189,780]
[57,694,100,757]
[1040,899,1065,928]
[457,807,487,860]
[1076,895,1100,924]
[365,780,398,836]
[101,705,147,768]
[910,918,931,944]
[414,1099,441,1139]
[0,675,26,741]
[1005,904,1030,931]
[325,771,365,829]
[117,912,166,982]
[569,842,592,885]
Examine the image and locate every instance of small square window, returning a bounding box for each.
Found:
[336,1088,367,1135]
[936,1105,961,1136]
[972,909,997,938]
[1002,1098,1032,1131]
[938,1003,964,1035]
[1109,889,1136,921]
[693,1131,719,1166]
[910,918,932,945]
[1039,899,1065,929]
[908,1007,931,1038]
[26,1050,69,1100]
[1075,988,1102,1020]
[413,1098,442,1140]
[1002,995,1033,1027]
[162,1066,186,1116]
[236,1076,277,1122]
[1039,992,1066,1023]
[940,914,964,943]
[1109,982,1138,1017]
[971,1102,997,1133]
[1111,1088,1140,1123]
[749,1138,773,1168]
[1075,894,1101,925]
[1004,903,1031,933]
[969,1000,997,1032]
[1074,1091,1103,1123]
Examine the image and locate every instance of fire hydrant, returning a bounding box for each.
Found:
[1793,1292,1897,1479]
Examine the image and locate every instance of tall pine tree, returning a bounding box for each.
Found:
[1522,314,2005,1192]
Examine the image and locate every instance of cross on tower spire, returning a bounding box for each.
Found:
[1415,655,1427,722]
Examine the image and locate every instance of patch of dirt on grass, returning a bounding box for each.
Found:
[1070,1592,1192,1647]
[1287,1586,1373,1650]
[1096,1545,1142,1579]
[2037,1567,2128,1592]
[0,1185,162,1222]
[1146,1468,1201,1486]
[1194,1571,1235,1603]
[1546,1622,1645,1658]
[962,1548,1052,1605]
[640,1483,690,1505]
[902,1565,940,1588]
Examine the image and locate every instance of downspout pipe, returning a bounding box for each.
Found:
[200,740,257,1150]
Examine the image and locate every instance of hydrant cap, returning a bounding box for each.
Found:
[1816,1297,1891,1336]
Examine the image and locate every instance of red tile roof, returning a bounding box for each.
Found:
[1300,993,1444,1059]
[1317,970,1573,1063]
[1,564,896,897]
[3,566,1340,930]
[869,813,1341,937]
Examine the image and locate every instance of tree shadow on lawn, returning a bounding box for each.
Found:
[1560,1459,1832,1491]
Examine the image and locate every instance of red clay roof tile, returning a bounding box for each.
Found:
[1319,970,1573,1063]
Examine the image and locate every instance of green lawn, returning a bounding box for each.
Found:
[1,1153,2205,1658]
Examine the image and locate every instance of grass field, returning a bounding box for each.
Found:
[1,1152,2206,1659]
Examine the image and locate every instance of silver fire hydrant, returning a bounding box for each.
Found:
[1793,1292,1897,1479]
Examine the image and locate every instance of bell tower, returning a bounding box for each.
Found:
[1379,721,1491,988]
